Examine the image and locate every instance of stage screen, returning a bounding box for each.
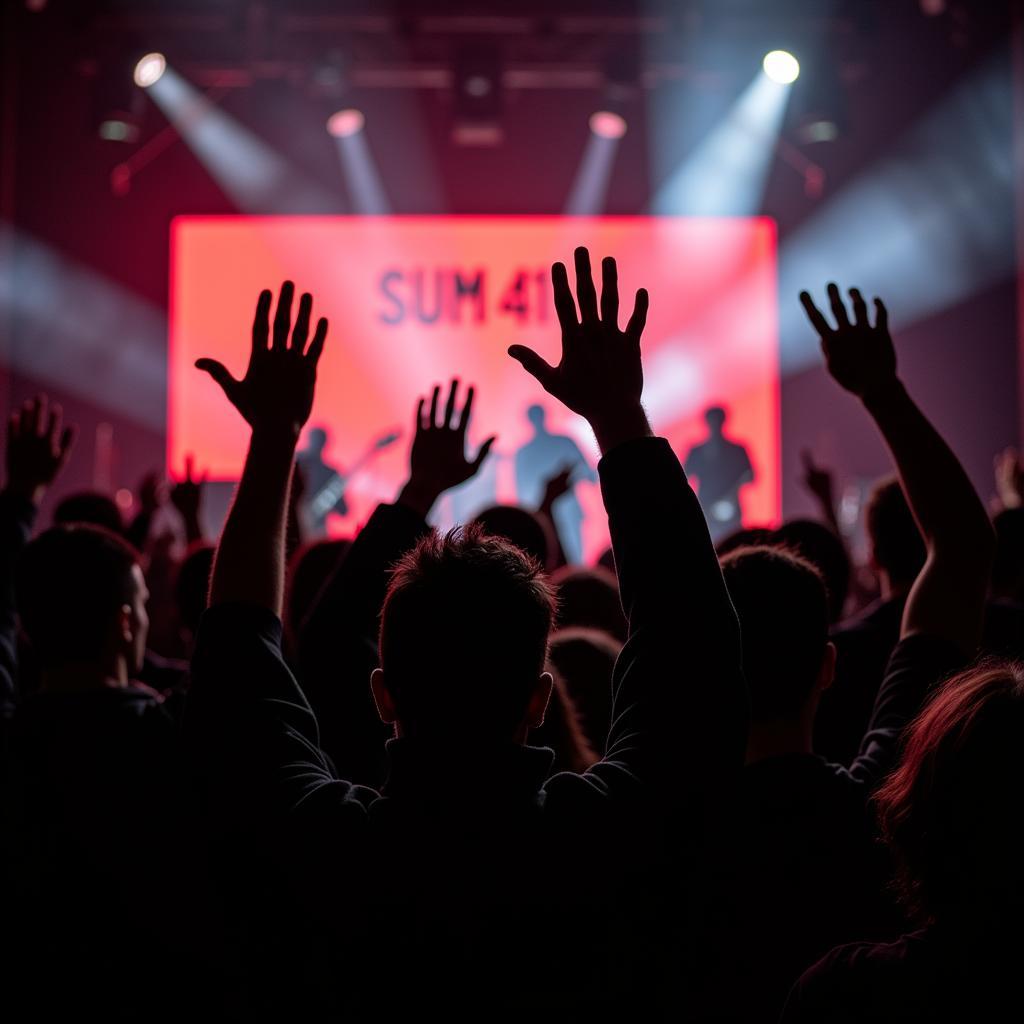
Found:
[169,216,779,561]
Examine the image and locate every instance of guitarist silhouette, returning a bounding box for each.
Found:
[296,425,399,536]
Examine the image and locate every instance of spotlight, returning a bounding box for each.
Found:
[762,50,800,85]
[589,111,627,140]
[134,53,166,88]
[327,108,365,138]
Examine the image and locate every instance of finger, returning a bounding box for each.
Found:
[195,358,239,398]
[252,289,272,350]
[874,297,888,334]
[574,247,599,325]
[45,400,61,441]
[306,317,328,366]
[272,281,295,351]
[827,282,850,330]
[625,288,649,344]
[471,436,497,472]
[428,385,441,429]
[457,386,475,432]
[798,291,832,337]
[849,288,869,328]
[415,397,427,432]
[7,412,19,442]
[56,425,76,467]
[508,345,556,389]
[551,262,578,331]
[443,379,459,429]
[23,397,40,437]
[185,454,194,483]
[291,292,313,353]
[600,256,619,327]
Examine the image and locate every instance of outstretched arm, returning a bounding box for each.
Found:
[801,285,994,652]
[511,248,746,799]
[0,396,75,708]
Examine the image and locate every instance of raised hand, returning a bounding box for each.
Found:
[5,395,76,505]
[398,379,496,518]
[800,283,896,401]
[196,281,327,438]
[171,454,207,542]
[539,467,574,513]
[508,247,650,452]
[800,449,835,509]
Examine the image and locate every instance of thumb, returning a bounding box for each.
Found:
[507,346,555,389]
[471,435,498,472]
[195,359,239,400]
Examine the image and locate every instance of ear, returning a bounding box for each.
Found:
[370,668,397,725]
[818,641,837,693]
[526,671,554,729]
[118,603,134,645]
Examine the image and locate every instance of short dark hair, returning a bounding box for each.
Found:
[17,525,141,668]
[992,507,1024,602]
[719,545,829,720]
[773,519,851,623]
[875,661,1024,924]
[54,491,125,536]
[551,565,626,642]
[866,477,925,587]
[379,523,557,739]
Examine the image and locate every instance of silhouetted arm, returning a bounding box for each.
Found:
[802,284,994,783]
[510,248,746,802]
[0,396,75,711]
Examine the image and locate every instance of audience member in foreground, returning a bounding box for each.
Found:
[702,283,995,1022]
[778,284,997,1022]
[186,257,746,1017]
[0,398,223,1017]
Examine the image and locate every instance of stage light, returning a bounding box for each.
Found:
[99,118,137,143]
[134,53,166,88]
[327,108,365,138]
[589,111,627,140]
[763,50,799,85]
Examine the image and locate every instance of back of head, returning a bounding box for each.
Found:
[705,405,727,432]
[17,525,142,670]
[876,661,1024,926]
[720,545,829,721]
[866,476,925,590]
[773,519,851,623]
[379,523,556,741]
[286,538,352,640]
[992,508,1024,603]
[474,504,554,571]
[174,541,215,639]
[54,491,125,537]
[716,526,775,558]
[548,627,620,755]
[551,565,626,642]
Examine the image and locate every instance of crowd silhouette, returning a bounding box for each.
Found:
[0,249,1021,1021]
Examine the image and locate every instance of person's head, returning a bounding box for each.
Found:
[307,426,328,453]
[473,505,554,571]
[527,404,547,432]
[866,476,925,594]
[548,627,621,755]
[992,508,1024,604]
[715,526,774,559]
[551,565,626,642]
[54,491,125,536]
[174,541,215,645]
[374,524,556,744]
[773,519,851,623]
[719,545,835,728]
[285,538,352,643]
[17,525,148,682]
[875,661,1024,928]
[705,405,727,436]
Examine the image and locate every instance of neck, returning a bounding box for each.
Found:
[41,660,128,694]
[745,718,814,765]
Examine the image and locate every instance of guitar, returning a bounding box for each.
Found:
[303,431,401,526]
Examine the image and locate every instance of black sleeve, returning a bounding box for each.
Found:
[0,491,37,714]
[553,437,747,807]
[295,501,429,784]
[186,603,370,837]
[846,632,964,785]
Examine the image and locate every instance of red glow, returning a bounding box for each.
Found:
[169,216,780,560]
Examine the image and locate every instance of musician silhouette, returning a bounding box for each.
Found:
[296,427,348,537]
[683,405,754,542]
[514,404,596,564]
